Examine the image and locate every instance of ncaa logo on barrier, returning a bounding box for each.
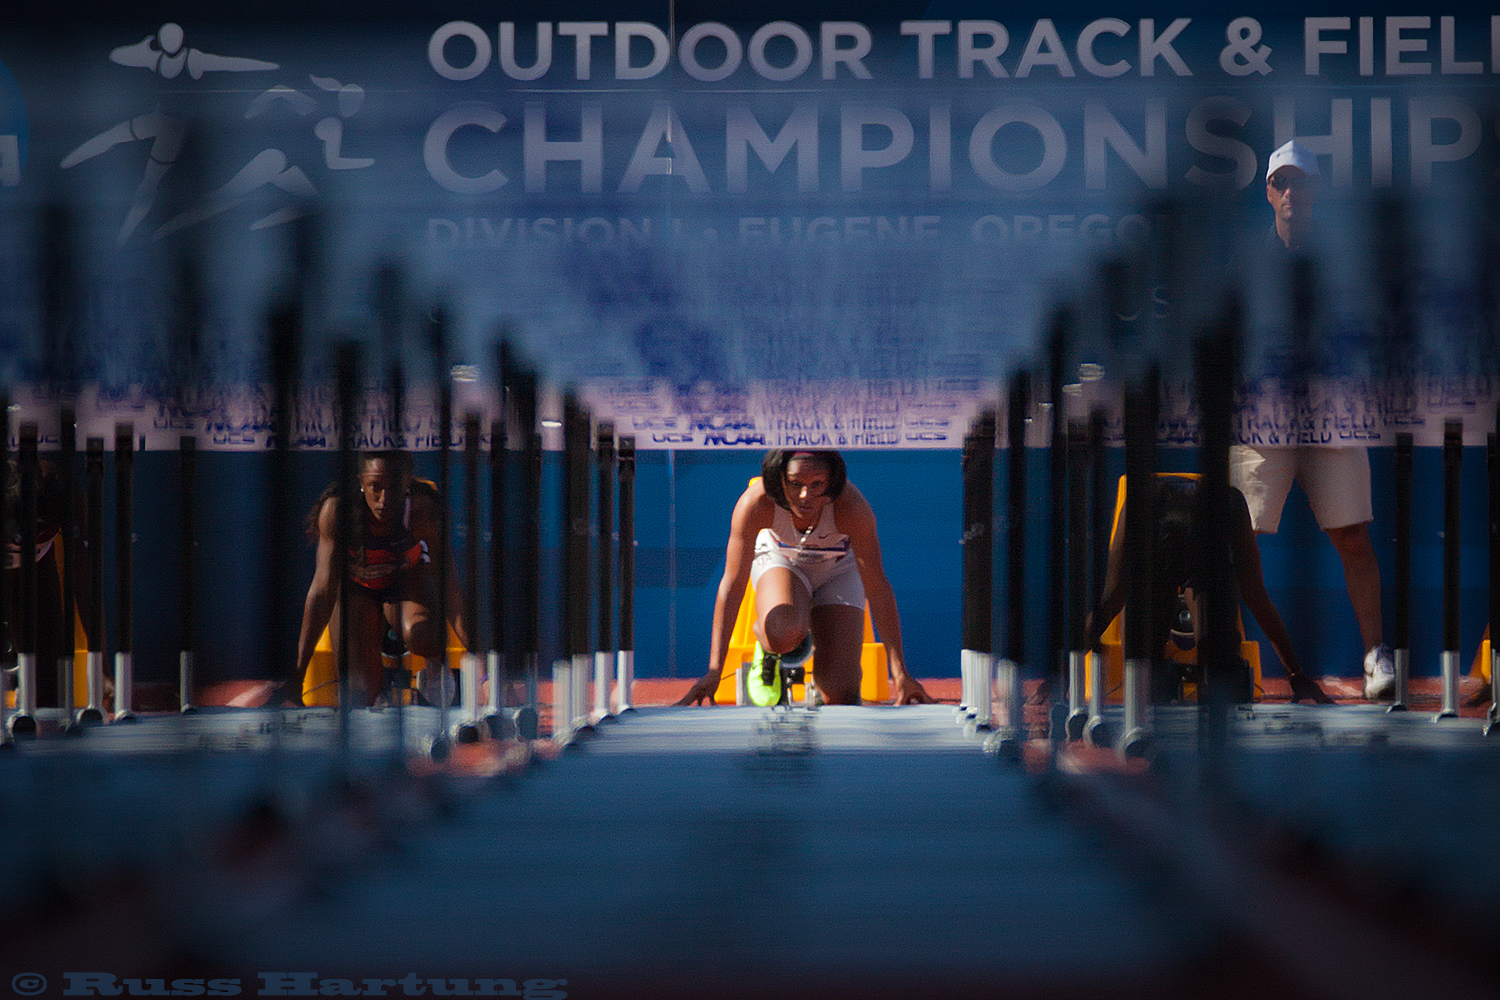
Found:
[0,57,27,188]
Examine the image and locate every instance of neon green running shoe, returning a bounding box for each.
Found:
[747,641,783,707]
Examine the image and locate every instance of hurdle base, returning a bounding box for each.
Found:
[8,714,36,739]
[983,728,1025,760]
[1118,726,1152,760]
[1065,708,1088,741]
[77,708,105,725]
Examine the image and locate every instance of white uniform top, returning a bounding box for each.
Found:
[754,502,853,571]
[750,499,866,608]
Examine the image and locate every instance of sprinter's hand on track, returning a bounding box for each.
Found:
[676,674,722,706]
[892,675,934,705]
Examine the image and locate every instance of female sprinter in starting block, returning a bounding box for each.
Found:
[677,449,932,707]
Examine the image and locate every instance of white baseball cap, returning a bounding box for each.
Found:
[1266,140,1320,181]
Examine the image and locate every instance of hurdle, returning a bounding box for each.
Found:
[487,401,507,738]
[593,422,616,725]
[988,372,1028,757]
[113,422,135,723]
[515,362,543,722]
[560,391,593,743]
[959,410,995,732]
[457,411,484,744]
[266,290,300,726]
[430,307,455,755]
[616,435,636,714]
[1119,367,1158,760]
[1391,433,1413,711]
[1046,313,1070,740]
[0,393,8,745]
[1193,313,1241,749]
[178,434,196,714]
[12,423,39,737]
[1436,420,1462,721]
[83,437,105,724]
[1065,419,1089,740]
[374,260,410,759]
[334,343,361,759]
[1489,420,1499,737]
[1085,407,1111,748]
[58,408,79,733]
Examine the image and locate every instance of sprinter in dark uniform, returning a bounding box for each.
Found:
[1088,477,1332,704]
[285,451,467,706]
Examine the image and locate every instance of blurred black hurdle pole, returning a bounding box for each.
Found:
[13,423,39,736]
[0,391,9,742]
[334,343,361,759]
[1488,418,1500,735]
[1194,302,1242,757]
[1120,365,1158,760]
[513,362,542,721]
[428,306,454,760]
[492,339,538,740]
[554,392,592,745]
[990,372,1028,758]
[1436,420,1462,721]
[83,437,105,723]
[173,237,204,716]
[373,262,410,759]
[616,435,636,713]
[1046,311,1071,738]
[178,435,196,714]
[1065,419,1090,739]
[265,217,307,717]
[959,409,995,730]
[0,398,9,743]
[487,339,508,734]
[457,411,484,744]
[59,407,79,732]
[1392,432,1413,711]
[593,421,616,724]
[113,422,135,722]
[1085,407,1112,747]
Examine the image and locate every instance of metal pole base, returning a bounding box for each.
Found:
[592,650,615,724]
[1387,647,1410,712]
[1434,650,1460,721]
[735,665,750,706]
[80,650,106,724]
[972,653,995,731]
[114,652,136,723]
[552,660,575,746]
[615,649,635,713]
[179,650,196,714]
[1119,727,1153,760]
[983,728,1025,760]
[1084,716,1113,748]
[956,649,973,723]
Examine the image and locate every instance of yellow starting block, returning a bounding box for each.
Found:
[303,621,465,706]
[710,586,890,705]
[1086,473,1263,702]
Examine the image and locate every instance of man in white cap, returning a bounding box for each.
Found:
[1230,140,1395,700]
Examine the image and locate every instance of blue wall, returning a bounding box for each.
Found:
[89,444,1491,687]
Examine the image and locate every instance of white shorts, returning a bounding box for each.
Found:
[1229,444,1372,534]
[749,550,866,609]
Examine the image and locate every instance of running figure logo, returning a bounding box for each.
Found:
[61,23,377,244]
[60,24,279,244]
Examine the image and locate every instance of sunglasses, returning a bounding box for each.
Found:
[1269,174,1314,192]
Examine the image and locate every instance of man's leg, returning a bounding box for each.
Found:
[1325,521,1383,654]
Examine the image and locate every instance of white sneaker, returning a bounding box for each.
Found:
[1363,644,1395,700]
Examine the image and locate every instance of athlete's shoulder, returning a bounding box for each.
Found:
[732,477,775,529]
